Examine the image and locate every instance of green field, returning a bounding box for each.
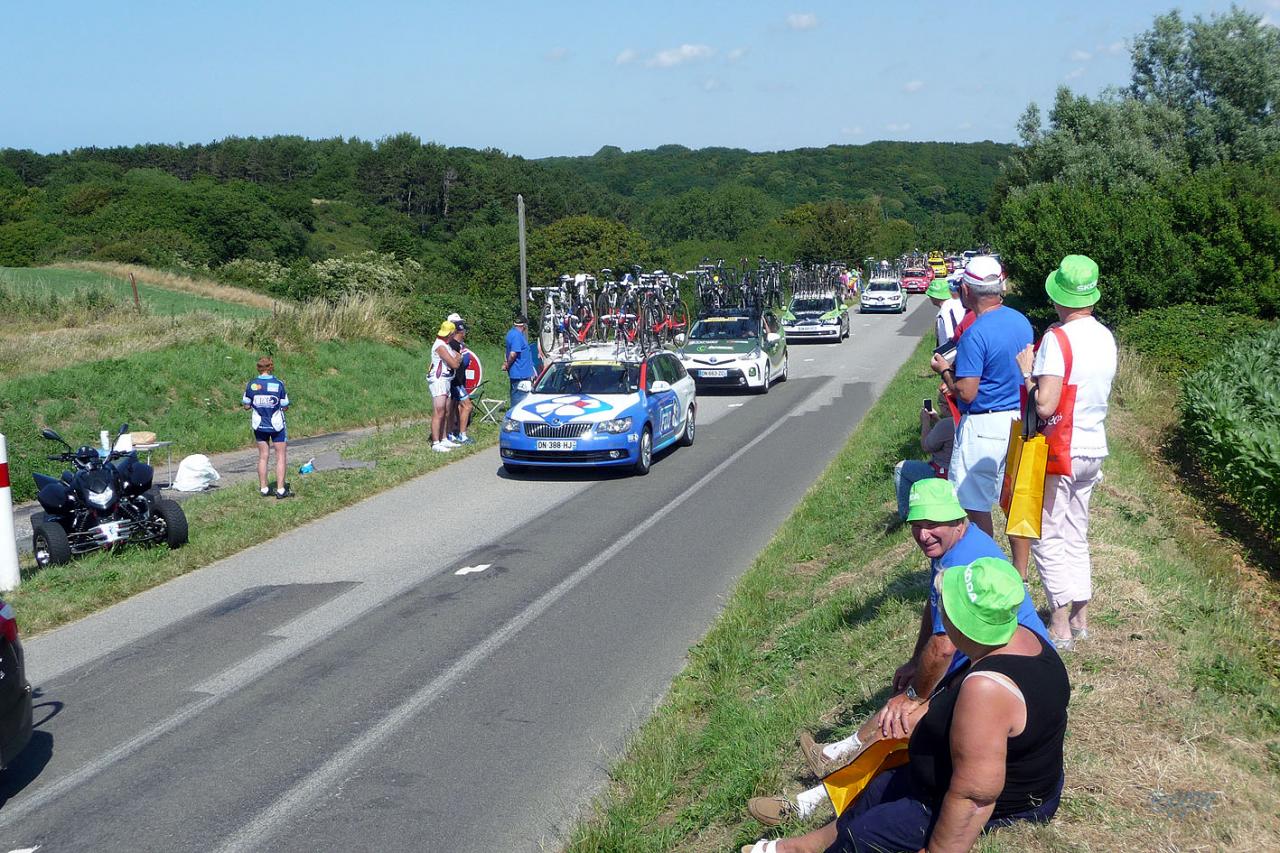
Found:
[0,266,267,319]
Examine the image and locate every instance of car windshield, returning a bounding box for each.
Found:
[689,318,756,340]
[790,298,836,313]
[903,269,928,278]
[534,361,639,395]
[868,282,900,292]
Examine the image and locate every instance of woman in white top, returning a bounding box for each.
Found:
[1016,255,1117,650]
[430,321,463,452]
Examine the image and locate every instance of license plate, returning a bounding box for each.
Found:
[699,369,728,378]
[536,439,577,451]
[101,521,123,542]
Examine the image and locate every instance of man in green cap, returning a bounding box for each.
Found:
[927,275,963,347]
[1013,254,1116,649]
[748,480,1053,827]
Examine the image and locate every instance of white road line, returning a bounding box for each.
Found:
[727,403,744,408]
[214,400,801,853]
[454,564,491,576]
[803,358,815,362]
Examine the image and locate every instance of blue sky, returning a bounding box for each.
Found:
[4,0,1276,157]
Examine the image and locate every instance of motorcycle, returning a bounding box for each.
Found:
[31,424,189,568]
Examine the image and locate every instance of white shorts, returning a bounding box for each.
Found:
[949,410,1019,512]
[428,377,451,399]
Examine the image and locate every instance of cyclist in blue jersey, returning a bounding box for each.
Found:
[242,356,291,498]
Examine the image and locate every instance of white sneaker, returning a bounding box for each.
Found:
[440,438,460,448]
[432,442,452,453]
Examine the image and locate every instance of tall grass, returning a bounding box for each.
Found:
[0,278,130,327]
[249,293,402,350]
[56,261,280,310]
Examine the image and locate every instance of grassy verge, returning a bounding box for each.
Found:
[9,420,498,635]
[564,340,1280,851]
[1,265,269,318]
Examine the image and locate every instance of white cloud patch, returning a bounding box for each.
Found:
[615,48,639,65]
[886,122,912,132]
[786,12,819,30]
[648,44,715,68]
[1065,67,1086,81]
[841,126,864,137]
[1098,40,1126,56]
[903,80,924,93]
[545,47,568,62]
[727,47,748,61]
[958,121,974,130]
[1070,49,1092,61]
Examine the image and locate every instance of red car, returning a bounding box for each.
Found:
[0,600,33,770]
[901,267,932,294]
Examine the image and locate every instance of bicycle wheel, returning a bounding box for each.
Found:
[538,303,556,355]
[642,298,662,349]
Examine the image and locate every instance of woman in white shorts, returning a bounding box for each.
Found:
[1017,255,1116,650]
[430,321,462,452]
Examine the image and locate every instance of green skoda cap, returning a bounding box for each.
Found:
[940,557,1023,646]
[1045,254,1101,308]
[925,278,952,300]
[906,478,966,523]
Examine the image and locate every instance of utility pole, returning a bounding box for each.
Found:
[517,194,528,320]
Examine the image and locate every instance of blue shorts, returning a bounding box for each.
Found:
[253,428,287,444]
[451,385,471,401]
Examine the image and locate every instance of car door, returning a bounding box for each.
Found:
[763,311,785,370]
[662,353,694,428]
[645,356,679,443]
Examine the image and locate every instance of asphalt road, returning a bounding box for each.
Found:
[4,302,932,852]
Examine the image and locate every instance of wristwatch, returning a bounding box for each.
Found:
[905,684,922,702]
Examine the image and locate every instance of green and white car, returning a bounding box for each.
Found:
[782,292,850,342]
[677,310,788,394]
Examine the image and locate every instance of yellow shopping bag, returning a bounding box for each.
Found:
[822,737,910,817]
[1000,417,1048,540]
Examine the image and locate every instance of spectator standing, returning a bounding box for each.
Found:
[242,356,291,498]
[503,314,535,408]
[928,276,965,346]
[447,324,475,445]
[1016,255,1117,650]
[430,321,462,453]
[932,256,1032,537]
[892,393,954,521]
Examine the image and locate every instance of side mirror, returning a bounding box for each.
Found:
[40,427,62,442]
[118,422,129,436]
[673,334,686,346]
[649,380,672,393]
[766,332,781,344]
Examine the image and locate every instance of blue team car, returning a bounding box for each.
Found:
[499,345,697,475]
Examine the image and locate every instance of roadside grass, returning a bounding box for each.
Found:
[9,419,498,635]
[1,338,503,504]
[0,265,269,319]
[564,339,1280,852]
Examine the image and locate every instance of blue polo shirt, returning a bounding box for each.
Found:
[928,525,1053,676]
[953,305,1033,414]
[505,327,534,380]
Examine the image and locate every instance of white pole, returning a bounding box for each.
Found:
[0,434,20,591]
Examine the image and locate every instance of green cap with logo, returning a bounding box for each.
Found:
[940,557,1024,645]
[906,478,966,523]
[1045,254,1101,308]
[925,278,952,300]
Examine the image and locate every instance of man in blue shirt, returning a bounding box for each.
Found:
[932,255,1032,536]
[502,315,535,408]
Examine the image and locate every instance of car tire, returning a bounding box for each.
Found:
[679,404,696,447]
[755,361,771,395]
[634,427,652,475]
[152,499,189,548]
[32,522,72,567]
[779,352,789,382]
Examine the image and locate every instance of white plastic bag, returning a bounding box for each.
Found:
[172,454,221,492]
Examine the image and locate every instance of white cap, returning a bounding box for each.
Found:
[446,313,463,323]
[961,255,1004,289]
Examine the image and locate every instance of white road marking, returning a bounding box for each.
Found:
[727,403,744,408]
[8,847,41,853]
[803,358,815,362]
[454,564,490,576]
[213,398,802,853]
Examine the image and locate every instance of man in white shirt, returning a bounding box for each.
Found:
[926,277,963,346]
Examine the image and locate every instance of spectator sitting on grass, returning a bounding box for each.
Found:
[892,390,954,521]
[747,480,1052,828]
[745,558,1069,853]
[242,356,291,499]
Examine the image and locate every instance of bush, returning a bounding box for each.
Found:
[1117,304,1268,377]
[394,291,515,345]
[1181,323,1280,540]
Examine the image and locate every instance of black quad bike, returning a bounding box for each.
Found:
[31,425,188,567]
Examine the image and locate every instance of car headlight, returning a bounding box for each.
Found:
[741,348,761,361]
[822,317,839,325]
[596,417,632,434]
[501,418,520,433]
[87,487,114,508]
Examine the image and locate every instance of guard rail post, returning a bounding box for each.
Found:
[0,433,20,591]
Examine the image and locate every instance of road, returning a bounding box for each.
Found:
[4,302,931,852]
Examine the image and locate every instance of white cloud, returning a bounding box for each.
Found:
[786,12,819,30]
[958,121,974,130]
[648,44,715,68]
[615,48,639,65]
[1098,40,1125,56]
[727,47,748,61]
[841,126,864,137]
[703,77,723,91]
[886,122,912,132]
[1070,49,1092,61]
[903,80,924,93]
[1065,67,1085,81]
[545,47,568,62]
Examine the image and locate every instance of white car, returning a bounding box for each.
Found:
[859,278,907,313]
